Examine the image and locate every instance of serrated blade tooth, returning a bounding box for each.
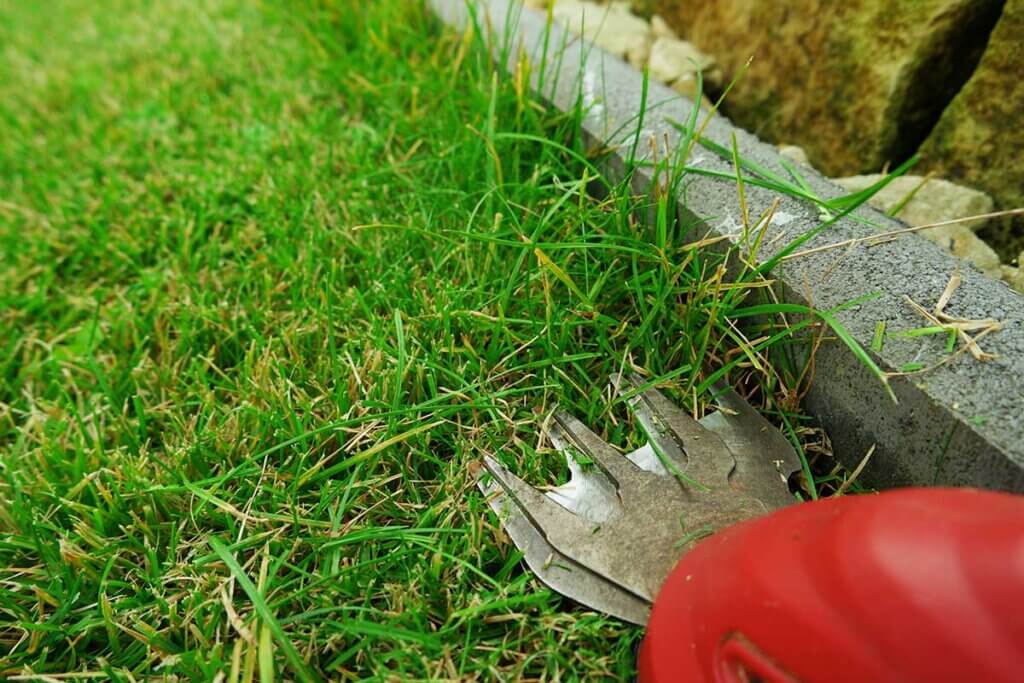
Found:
[480,455,593,539]
[474,465,651,625]
[701,381,801,508]
[547,418,622,523]
[615,372,734,486]
[552,410,644,484]
[612,373,689,474]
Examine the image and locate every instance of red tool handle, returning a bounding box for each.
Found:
[639,487,1024,682]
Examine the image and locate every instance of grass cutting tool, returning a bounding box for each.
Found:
[477,373,1024,682]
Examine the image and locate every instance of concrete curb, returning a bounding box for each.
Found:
[430,0,1024,491]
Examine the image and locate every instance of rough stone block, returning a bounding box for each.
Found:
[652,0,1005,176]
[918,0,1024,259]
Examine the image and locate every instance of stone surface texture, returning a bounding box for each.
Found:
[653,0,1005,176]
[545,0,653,64]
[650,14,677,39]
[432,0,1024,492]
[918,0,1024,259]
[831,175,1001,277]
[777,144,811,167]
[1001,265,1024,293]
[647,36,720,97]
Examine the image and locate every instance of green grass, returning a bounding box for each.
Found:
[1,0,867,678]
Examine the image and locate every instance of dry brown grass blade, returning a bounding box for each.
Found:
[904,274,1003,362]
[836,444,875,496]
[783,207,1024,262]
[934,268,961,314]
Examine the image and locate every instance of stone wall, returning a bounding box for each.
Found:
[919,0,1024,257]
[651,0,1021,258]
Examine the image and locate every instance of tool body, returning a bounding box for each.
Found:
[477,374,1024,681]
[641,486,1024,682]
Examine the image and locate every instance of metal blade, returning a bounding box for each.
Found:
[475,374,802,618]
[703,381,801,508]
[614,372,736,487]
[476,460,651,624]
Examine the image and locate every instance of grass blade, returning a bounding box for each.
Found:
[209,537,316,683]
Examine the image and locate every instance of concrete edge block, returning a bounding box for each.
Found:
[430,0,1024,491]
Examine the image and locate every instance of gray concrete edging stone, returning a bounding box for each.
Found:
[430,0,1024,491]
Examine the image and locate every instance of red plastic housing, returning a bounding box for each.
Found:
[639,487,1024,682]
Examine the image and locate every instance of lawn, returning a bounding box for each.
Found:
[1,0,830,678]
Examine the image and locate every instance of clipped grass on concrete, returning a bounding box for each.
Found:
[1,0,840,678]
